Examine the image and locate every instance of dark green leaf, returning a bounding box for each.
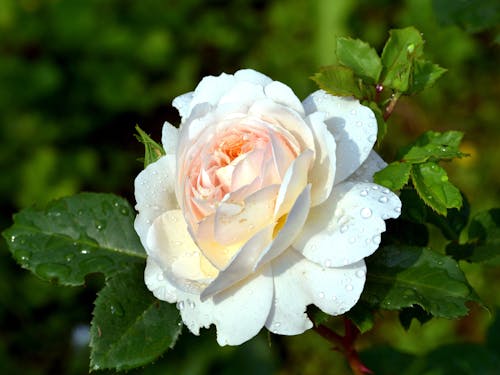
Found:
[408,59,447,94]
[363,246,480,318]
[311,65,363,98]
[346,302,374,333]
[400,188,428,224]
[426,193,470,241]
[381,27,424,92]
[336,37,382,83]
[384,219,429,247]
[399,305,432,330]
[2,193,145,286]
[90,263,182,371]
[411,162,462,216]
[135,125,165,168]
[373,161,411,191]
[398,130,466,163]
[361,346,416,375]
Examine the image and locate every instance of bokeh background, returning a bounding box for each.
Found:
[1,0,499,374]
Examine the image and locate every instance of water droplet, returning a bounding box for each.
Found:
[355,120,362,126]
[351,109,357,115]
[340,225,348,233]
[65,254,74,262]
[382,188,390,194]
[378,196,388,204]
[360,207,372,218]
[77,210,84,216]
[368,135,376,143]
[110,303,124,316]
[80,249,90,255]
[157,272,165,281]
[372,234,381,245]
[95,221,106,231]
[152,170,158,175]
[174,241,183,246]
[318,292,325,299]
[274,322,281,328]
[371,185,379,190]
[120,207,129,216]
[345,284,353,291]
[177,301,185,310]
[35,263,71,281]
[188,300,196,309]
[169,215,177,222]
[17,250,31,264]
[324,259,332,267]
[355,269,366,278]
[394,207,401,214]
[331,295,337,301]
[349,237,356,244]
[360,189,368,197]
[248,224,255,231]
[382,213,389,219]
[80,256,114,271]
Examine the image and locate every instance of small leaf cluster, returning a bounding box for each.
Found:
[312,27,447,139]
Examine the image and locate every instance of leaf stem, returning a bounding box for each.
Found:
[311,317,373,375]
[383,92,401,120]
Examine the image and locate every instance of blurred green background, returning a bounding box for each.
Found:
[0,0,498,374]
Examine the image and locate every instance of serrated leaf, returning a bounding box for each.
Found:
[90,263,182,371]
[362,246,480,318]
[411,162,462,215]
[408,59,447,94]
[135,125,165,168]
[346,302,374,333]
[399,305,432,330]
[398,130,466,163]
[2,193,145,286]
[373,161,411,191]
[311,65,363,98]
[336,37,382,83]
[381,27,424,92]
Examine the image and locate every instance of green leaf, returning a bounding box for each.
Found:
[90,263,182,371]
[400,188,428,224]
[381,27,424,92]
[384,219,429,247]
[411,162,462,215]
[311,65,363,98]
[408,59,447,94]
[373,161,411,191]
[336,37,382,83]
[449,209,500,264]
[135,125,165,168]
[363,246,480,318]
[426,193,470,241]
[2,193,146,286]
[346,302,374,333]
[398,130,466,163]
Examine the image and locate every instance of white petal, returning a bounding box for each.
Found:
[248,99,315,154]
[134,155,177,249]
[274,150,313,218]
[147,209,218,294]
[294,181,401,267]
[266,249,366,335]
[254,184,311,269]
[302,90,377,184]
[234,69,273,86]
[201,225,274,300]
[346,150,387,183]
[172,92,194,120]
[219,81,266,107]
[161,121,179,155]
[145,258,274,346]
[264,81,304,115]
[306,112,337,206]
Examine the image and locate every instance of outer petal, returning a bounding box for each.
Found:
[234,69,273,87]
[302,90,377,184]
[161,121,179,155]
[265,249,366,335]
[146,257,274,346]
[347,150,387,183]
[306,112,337,206]
[172,92,194,120]
[134,155,177,249]
[147,209,218,294]
[294,181,401,267]
[264,81,305,115]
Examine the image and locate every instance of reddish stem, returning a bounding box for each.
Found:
[312,318,373,375]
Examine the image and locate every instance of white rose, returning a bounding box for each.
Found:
[134,69,401,345]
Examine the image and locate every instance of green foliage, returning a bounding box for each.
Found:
[2,193,145,286]
[135,125,166,168]
[362,246,480,318]
[432,0,500,33]
[312,66,364,98]
[90,263,182,371]
[373,162,411,191]
[336,37,382,83]
[398,130,466,163]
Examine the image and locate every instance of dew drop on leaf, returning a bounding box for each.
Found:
[110,303,125,316]
[35,263,71,281]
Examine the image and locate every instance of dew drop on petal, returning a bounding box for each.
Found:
[371,185,379,190]
[382,188,390,194]
[177,301,185,310]
[348,237,356,244]
[345,284,353,291]
[340,224,348,233]
[372,234,381,245]
[394,207,401,214]
[355,269,366,278]
[274,322,281,329]
[157,272,165,281]
[188,300,196,309]
[318,292,325,299]
[360,207,372,218]
[174,241,183,246]
[351,109,357,115]
[379,196,388,203]
[360,189,368,197]
[356,120,362,126]
[324,259,332,267]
